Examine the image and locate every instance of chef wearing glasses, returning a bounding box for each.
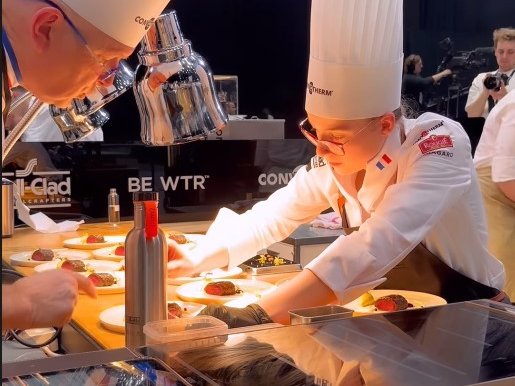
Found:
[2,0,169,331]
[168,0,507,327]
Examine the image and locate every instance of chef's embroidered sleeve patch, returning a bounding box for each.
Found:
[418,135,453,155]
[306,155,327,172]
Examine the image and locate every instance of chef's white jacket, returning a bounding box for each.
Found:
[474,90,515,182]
[207,112,505,302]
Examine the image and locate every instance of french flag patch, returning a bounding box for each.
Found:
[376,154,392,170]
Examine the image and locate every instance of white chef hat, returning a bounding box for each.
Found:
[61,0,169,48]
[305,0,404,120]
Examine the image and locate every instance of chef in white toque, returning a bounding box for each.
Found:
[167,0,507,327]
[2,0,169,331]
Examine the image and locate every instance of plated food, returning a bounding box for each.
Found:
[245,253,292,268]
[176,279,276,305]
[9,248,91,267]
[167,267,243,286]
[343,290,447,314]
[99,301,206,333]
[167,233,206,251]
[34,259,123,273]
[92,244,125,261]
[63,235,126,250]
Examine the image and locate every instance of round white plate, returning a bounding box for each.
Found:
[167,233,206,251]
[63,235,126,250]
[176,279,276,305]
[91,245,125,261]
[343,289,447,314]
[167,267,243,286]
[87,271,125,295]
[9,249,91,267]
[34,259,123,273]
[99,301,206,333]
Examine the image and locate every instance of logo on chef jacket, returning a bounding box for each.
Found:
[418,135,453,155]
[134,16,156,30]
[3,158,72,208]
[415,121,444,142]
[308,82,333,97]
[258,164,304,187]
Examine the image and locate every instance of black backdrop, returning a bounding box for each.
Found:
[102,0,515,142]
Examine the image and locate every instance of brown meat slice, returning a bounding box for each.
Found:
[374,294,409,311]
[31,249,55,261]
[60,260,87,272]
[204,281,241,296]
[167,302,184,318]
[169,233,188,244]
[88,273,116,287]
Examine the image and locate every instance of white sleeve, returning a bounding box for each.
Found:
[306,125,473,302]
[465,73,488,118]
[206,162,337,268]
[491,94,515,182]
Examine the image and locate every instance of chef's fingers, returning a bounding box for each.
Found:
[167,240,187,261]
[73,272,97,298]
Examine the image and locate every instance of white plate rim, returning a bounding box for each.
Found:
[167,267,243,285]
[91,245,125,261]
[63,235,126,250]
[343,289,447,314]
[34,259,123,273]
[99,301,206,333]
[9,249,91,267]
[176,279,276,304]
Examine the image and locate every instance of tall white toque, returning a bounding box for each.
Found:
[305,0,404,120]
[61,0,170,48]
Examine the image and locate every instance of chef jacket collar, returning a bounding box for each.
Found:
[357,123,404,213]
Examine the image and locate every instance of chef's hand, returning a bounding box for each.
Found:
[199,304,273,328]
[3,270,96,331]
[167,241,230,278]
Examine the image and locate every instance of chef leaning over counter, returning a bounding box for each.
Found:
[168,0,509,327]
[2,0,170,331]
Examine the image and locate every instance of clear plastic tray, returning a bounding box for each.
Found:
[143,315,228,345]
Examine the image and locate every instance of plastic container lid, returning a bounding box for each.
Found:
[143,316,228,345]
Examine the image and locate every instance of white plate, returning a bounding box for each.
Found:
[34,259,123,273]
[343,290,447,314]
[167,267,243,286]
[167,233,206,251]
[9,249,91,267]
[87,271,125,295]
[99,301,206,333]
[63,235,126,250]
[176,279,276,305]
[91,245,125,261]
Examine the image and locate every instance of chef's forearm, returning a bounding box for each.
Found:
[465,89,488,117]
[2,284,31,331]
[258,269,336,325]
[497,180,515,203]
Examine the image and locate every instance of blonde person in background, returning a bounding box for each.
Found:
[2,0,170,330]
[474,89,515,300]
[465,27,515,118]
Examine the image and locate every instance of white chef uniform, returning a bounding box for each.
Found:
[474,90,515,299]
[465,69,515,118]
[204,0,505,304]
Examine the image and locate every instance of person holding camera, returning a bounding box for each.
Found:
[474,89,515,299]
[465,27,515,118]
[401,54,452,113]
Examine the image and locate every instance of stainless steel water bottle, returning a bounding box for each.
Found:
[124,192,168,347]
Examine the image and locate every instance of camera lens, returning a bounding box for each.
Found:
[483,74,502,91]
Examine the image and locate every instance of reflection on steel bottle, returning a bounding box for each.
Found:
[125,192,167,347]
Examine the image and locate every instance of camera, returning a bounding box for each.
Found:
[483,73,506,91]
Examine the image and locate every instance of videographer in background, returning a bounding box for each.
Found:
[401,54,452,113]
[465,27,515,118]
